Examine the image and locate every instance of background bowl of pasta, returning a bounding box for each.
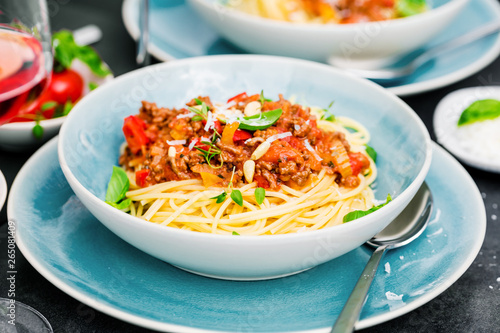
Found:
[58,55,432,280]
[187,0,469,64]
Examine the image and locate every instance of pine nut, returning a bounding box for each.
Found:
[244,101,261,117]
[251,141,271,160]
[168,146,176,158]
[243,160,255,183]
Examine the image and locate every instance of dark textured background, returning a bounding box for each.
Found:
[0,0,499,332]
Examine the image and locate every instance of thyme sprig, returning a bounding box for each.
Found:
[195,133,223,168]
[188,102,209,122]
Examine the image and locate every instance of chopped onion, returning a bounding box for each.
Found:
[303,139,323,161]
[266,132,292,143]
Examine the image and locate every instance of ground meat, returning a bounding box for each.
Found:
[120,94,370,190]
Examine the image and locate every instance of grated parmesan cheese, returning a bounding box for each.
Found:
[188,139,197,151]
[204,111,215,132]
[266,132,292,143]
[166,140,186,145]
[455,117,500,163]
[303,139,323,161]
[176,112,196,119]
[385,291,403,301]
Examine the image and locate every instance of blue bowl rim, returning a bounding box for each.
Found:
[58,54,433,242]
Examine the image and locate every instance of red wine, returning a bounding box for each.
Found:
[0,29,50,125]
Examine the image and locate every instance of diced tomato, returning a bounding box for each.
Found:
[349,152,370,176]
[254,175,270,189]
[123,115,150,154]
[135,169,150,187]
[261,141,303,164]
[282,135,304,150]
[232,129,252,143]
[192,138,209,151]
[227,92,248,104]
[201,119,223,134]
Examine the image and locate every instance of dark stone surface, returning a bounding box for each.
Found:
[0,0,499,332]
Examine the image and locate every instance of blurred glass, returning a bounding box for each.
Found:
[0,0,52,125]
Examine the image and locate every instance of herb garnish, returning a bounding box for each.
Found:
[343,194,392,223]
[105,166,132,210]
[52,30,111,76]
[255,187,265,205]
[365,145,377,162]
[457,99,500,126]
[195,133,223,168]
[237,108,282,130]
[210,191,227,204]
[189,102,209,122]
[259,90,272,105]
[232,231,240,235]
[321,101,335,121]
[32,120,44,139]
[230,190,244,207]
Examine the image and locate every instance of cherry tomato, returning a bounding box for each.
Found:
[47,68,84,105]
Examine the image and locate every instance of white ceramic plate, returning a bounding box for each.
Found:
[434,86,500,173]
[9,138,486,332]
[0,60,113,151]
[122,0,500,97]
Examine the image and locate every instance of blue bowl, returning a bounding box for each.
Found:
[58,55,432,280]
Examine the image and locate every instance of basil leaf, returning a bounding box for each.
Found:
[52,30,112,77]
[191,115,204,122]
[365,145,377,162]
[255,187,265,205]
[457,99,500,126]
[41,101,57,111]
[238,108,282,131]
[397,0,427,17]
[232,231,240,235]
[231,189,244,206]
[210,191,227,204]
[194,98,203,105]
[32,123,44,139]
[106,198,131,210]
[343,194,392,223]
[62,100,73,116]
[105,166,130,203]
[88,82,98,91]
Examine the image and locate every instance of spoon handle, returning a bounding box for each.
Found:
[414,21,500,69]
[331,245,388,333]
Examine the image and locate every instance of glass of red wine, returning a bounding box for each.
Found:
[0,0,52,125]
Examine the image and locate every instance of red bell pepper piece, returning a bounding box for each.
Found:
[123,115,149,154]
[135,169,150,188]
[227,92,248,104]
[232,129,252,143]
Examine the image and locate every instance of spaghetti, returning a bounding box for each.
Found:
[227,0,428,24]
[115,93,377,235]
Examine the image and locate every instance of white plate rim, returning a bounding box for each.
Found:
[121,0,500,97]
[10,138,486,332]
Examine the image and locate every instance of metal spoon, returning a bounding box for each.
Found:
[336,21,500,82]
[331,182,433,333]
